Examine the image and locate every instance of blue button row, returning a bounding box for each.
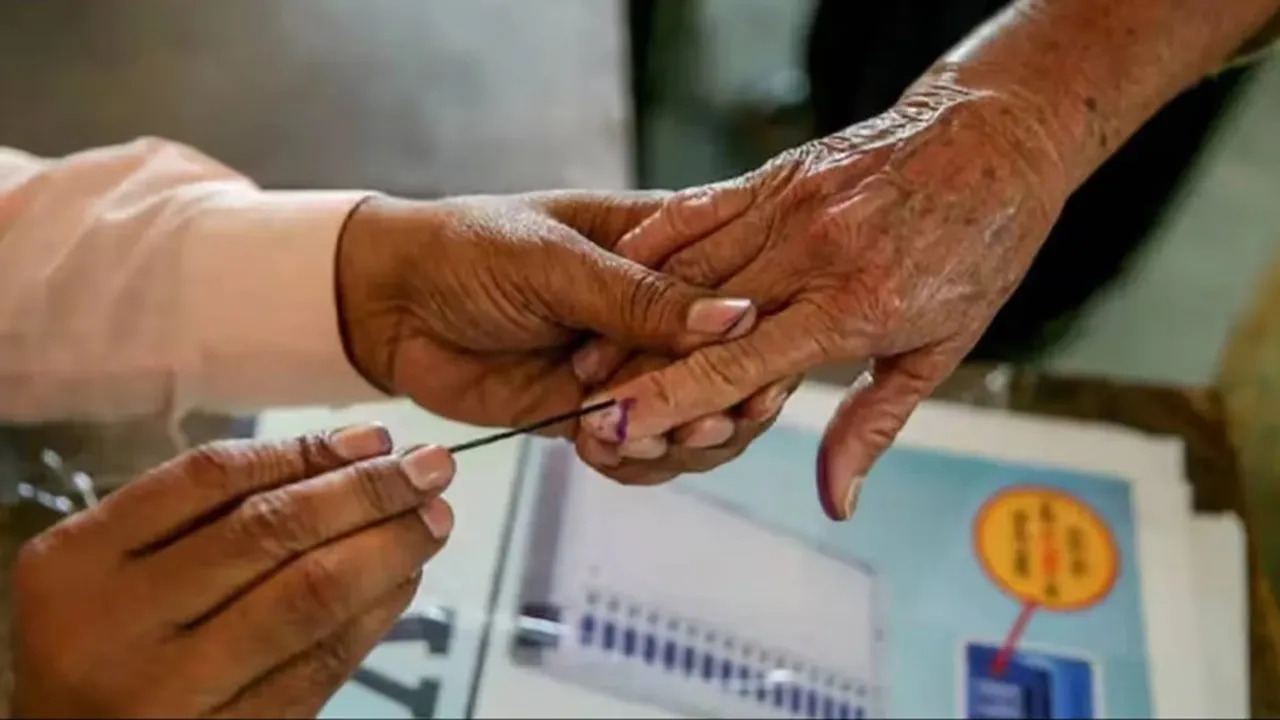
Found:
[578,612,867,719]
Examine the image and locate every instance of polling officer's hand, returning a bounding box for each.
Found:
[336,191,756,437]
[11,424,454,718]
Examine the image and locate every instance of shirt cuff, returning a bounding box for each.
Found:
[179,187,390,415]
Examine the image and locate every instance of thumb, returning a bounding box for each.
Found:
[817,349,956,522]
[523,189,673,250]
[614,178,757,268]
[554,238,758,354]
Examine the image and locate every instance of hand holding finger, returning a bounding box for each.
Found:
[579,373,802,486]
[617,377,797,456]
[580,304,852,443]
[142,444,454,626]
[570,180,764,388]
[523,189,672,250]
[550,234,759,356]
[94,424,393,554]
[614,179,758,267]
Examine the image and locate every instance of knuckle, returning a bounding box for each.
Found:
[805,214,860,268]
[386,513,437,566]
[296,432,341,477]
[620,272,677,329]
[633,370,680,420]
[178,437,303,491]
[347,458,414,520]
[288,553,352,628]
[231,491,312,562]
[862,403,913,454]
[308,636,357,684]
[863,418,903,456]
[592,343,633,383]
[12,537,54,600]
[176,439,244,483]
[661,189,704,239]
[664,246,724,287]
[825,273,903,337]
[612,354,667,385]
[694,344,767,394]
[11,511,99,602]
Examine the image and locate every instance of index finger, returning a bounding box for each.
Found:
[140,445,453,627]
[100,426,392,555]
[579,304,857,442]
[522,189,670,250]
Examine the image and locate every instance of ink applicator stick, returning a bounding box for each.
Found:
[447,398,620,454]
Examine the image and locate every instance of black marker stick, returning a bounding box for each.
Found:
[447,398,618,454]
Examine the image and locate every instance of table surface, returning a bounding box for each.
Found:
[1,363,1276,716]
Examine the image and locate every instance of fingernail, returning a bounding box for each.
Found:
[582,397,635,443]
[680,415,735,449]
[572,346,599,384]
[400,445,455,491]
[582,436,622,468]
[757,386,791,419]
[724,303,757,340]
[420,499,453,540]
[328,423,392,461]
[619,435,668,460]
[686,298,754,336]
[843,475,866,519]
[764,387,790,416]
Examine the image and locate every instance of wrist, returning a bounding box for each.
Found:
[917,0,1280,192]
[893,71,1075,206]
[335,195,432,396]
[906,64,1095,197]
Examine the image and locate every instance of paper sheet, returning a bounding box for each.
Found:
[1191,513,1249,717]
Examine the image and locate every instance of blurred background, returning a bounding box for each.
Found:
[1,3,1279,710]
[0,0,1278,514]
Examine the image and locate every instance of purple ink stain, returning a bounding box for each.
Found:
[615,398,636,443]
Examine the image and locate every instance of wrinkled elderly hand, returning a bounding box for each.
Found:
[572,78,1070,519]
[13,425,454,717]
[336,192,755,436]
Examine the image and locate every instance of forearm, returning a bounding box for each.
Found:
[0,138,384,423]
[918,0,1280,190]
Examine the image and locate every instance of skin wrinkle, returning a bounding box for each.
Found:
[333,189,762,438]
[569,0,1280,519]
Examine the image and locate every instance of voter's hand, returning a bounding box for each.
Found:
[573,79,1068,518]
[335,191,756,439]
[11,425,453,718]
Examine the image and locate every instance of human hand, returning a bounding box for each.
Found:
[336,191,755,437]
[12,425,454,718]
[572,77,1070,519]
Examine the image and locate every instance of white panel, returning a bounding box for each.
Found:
[503,441,883,719]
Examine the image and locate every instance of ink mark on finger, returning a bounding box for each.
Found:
[616,398,636,443]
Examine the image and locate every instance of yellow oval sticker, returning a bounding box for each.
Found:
[973,485,1118,611]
